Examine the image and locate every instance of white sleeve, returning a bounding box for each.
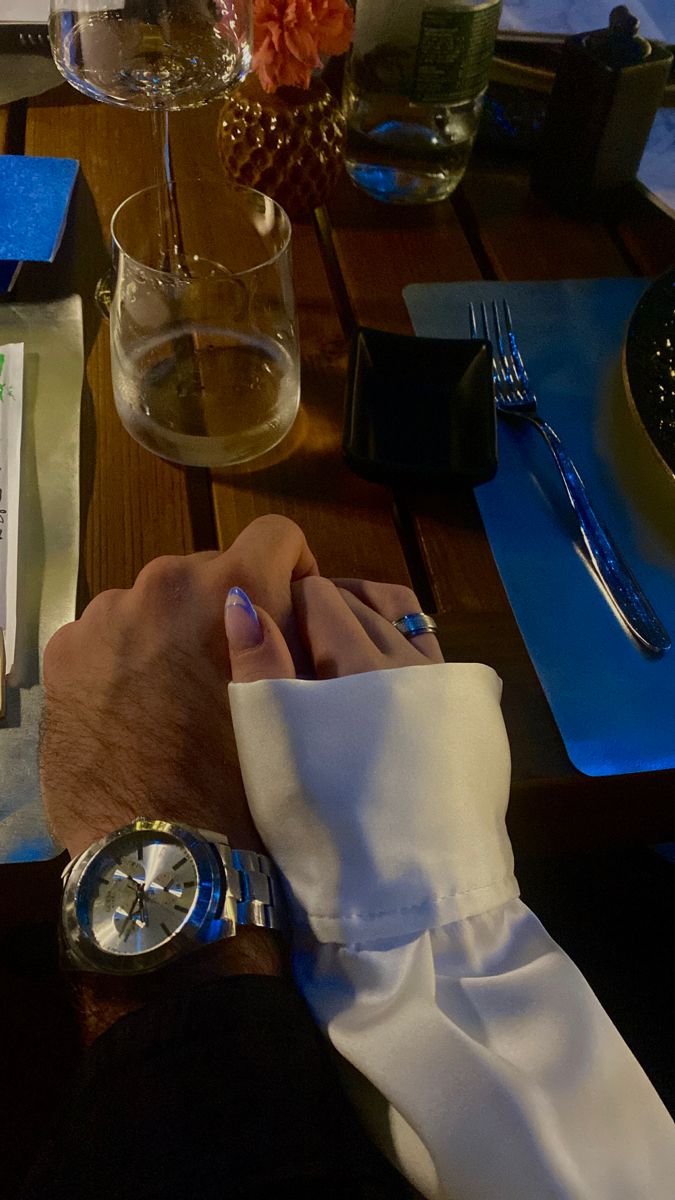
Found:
[229,664,675,1200]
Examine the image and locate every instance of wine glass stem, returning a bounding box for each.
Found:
[150,106,182,270]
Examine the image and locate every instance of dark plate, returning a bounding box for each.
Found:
[623,267,675,481]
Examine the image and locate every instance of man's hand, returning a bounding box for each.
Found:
[41,516,318,859]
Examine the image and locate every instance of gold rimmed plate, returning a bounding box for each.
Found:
[622,267,675,482]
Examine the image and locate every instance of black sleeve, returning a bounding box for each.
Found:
[17,974,415,1200]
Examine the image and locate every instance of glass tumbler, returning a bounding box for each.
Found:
[109,180,300,467]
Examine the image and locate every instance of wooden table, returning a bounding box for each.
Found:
[7,83,674,853]
[1,83,674,1186]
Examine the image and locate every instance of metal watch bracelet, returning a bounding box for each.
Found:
[202,829,285,933]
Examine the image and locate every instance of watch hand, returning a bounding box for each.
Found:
[120,885,144,939]
[112,864,146,887]
[120,905,138,941]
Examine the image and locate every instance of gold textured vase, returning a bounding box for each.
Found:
[217,75,346,219]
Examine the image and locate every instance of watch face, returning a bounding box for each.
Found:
[63,821,224,973]
[85,830,200,955]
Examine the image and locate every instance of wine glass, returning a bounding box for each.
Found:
[49,1,252,269]
[49,1,251,112]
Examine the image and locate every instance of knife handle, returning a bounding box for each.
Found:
[531,414,671,654]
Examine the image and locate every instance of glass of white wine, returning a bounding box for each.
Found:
[49,1,252,264]
[49,0,251,111]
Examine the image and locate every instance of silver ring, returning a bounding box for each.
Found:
[392,612,438,640]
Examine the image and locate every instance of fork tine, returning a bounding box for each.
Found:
[468,302,478,339]
[502,299,530,389]
[492,300,509,371]
[480,301,490,344]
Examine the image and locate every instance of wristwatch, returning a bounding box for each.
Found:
[61,817,284,975]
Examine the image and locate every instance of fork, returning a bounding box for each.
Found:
[470,299,671,655]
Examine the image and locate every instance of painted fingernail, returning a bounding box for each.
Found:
[225,587,263,651]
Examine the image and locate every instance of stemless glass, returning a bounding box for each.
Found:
[109,180,300,468]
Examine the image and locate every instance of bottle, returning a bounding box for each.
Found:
[531,5,673,215]
[342,0,501,205]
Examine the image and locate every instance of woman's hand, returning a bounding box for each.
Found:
[225,575,443,683]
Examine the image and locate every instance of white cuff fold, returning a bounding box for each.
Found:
[229,663,517,944]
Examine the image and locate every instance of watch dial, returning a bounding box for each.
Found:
[82,832,200,956]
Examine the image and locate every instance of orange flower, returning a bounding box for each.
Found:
[313,0,354,56]
[253,0,353,93]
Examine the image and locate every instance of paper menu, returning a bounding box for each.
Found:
[0,343,23,681]
[0,2,125,18]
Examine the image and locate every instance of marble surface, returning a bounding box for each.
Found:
[500,1,674,41]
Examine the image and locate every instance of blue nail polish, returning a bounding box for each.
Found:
[225,587,263,650]
[226,586,258,619]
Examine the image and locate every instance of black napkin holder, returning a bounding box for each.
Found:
[343,327,497,486]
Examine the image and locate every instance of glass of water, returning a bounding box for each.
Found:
[343,0,501,205]
[109,180,300,468]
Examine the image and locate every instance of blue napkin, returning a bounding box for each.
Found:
[405,278,675,777]
[0,156,79,286]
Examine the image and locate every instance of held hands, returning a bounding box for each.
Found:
[41,515,442,860]
[41,516,318,858]
[224,575,443,683]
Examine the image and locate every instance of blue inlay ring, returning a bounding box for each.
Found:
[392,612,438,640]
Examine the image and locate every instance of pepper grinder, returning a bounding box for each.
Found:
[531,6,673,214]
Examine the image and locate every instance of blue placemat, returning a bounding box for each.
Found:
[405,278,675,776]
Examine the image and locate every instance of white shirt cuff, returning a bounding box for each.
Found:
[229,662,517,944]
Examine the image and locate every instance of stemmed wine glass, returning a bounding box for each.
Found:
[48,1,252,271]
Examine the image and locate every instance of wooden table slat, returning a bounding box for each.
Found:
[167,105,414,582]
[458,160,633,281]
[0,105,10,152]
[613,189,675,278]
[19,86,204,596]
[324,173,483,334]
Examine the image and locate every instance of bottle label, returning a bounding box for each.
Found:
[412,2,501,104]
